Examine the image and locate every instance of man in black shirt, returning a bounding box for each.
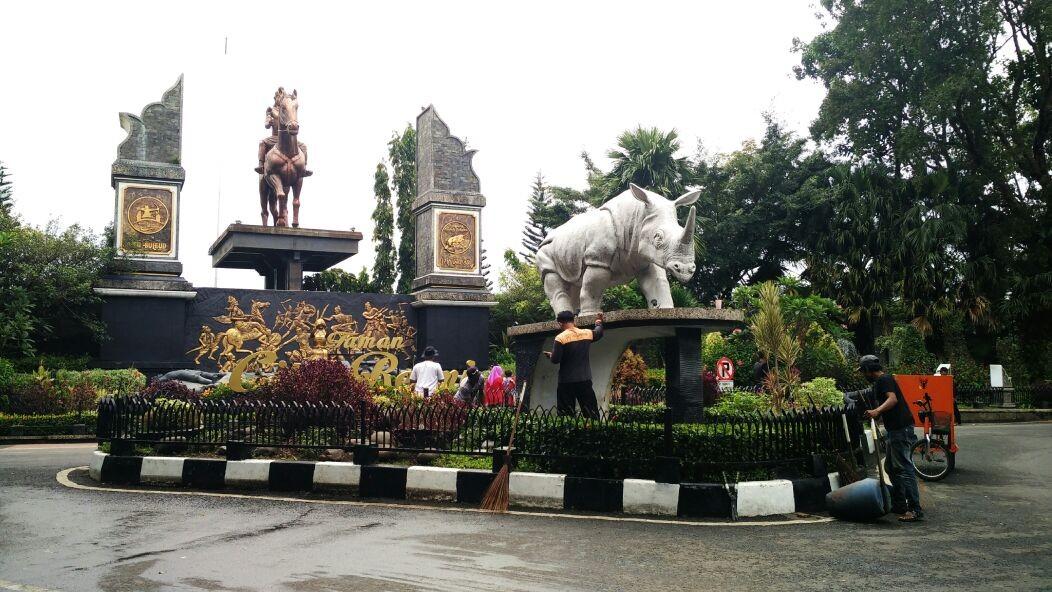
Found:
[846,354,924,522]
[545,310,604,418]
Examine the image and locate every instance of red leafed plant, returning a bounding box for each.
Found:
[141,379,200,402]
[260,359,372,406]
[702,370,719,406]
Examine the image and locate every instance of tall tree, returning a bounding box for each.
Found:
[521,173,552,262]
[370,163,396,293]
[605,127,694,199]
[794,0,1051,348]
[0,161,12,219]
[388,126,417,294]
[691,117,833,302]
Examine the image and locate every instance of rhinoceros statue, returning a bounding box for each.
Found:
[535,183,700,314]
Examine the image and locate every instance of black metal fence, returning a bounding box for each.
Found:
[956,385,1052,409]
[609,385,666,406]
[97,397,852,482]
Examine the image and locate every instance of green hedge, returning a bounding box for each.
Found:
[0,368,146,414]
[511,413,839,482]
[53,368,146,396]
[609,403,665,423]
[0,412,96,427]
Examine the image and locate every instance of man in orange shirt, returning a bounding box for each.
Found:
[545,310,604,418]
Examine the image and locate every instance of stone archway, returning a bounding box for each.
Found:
[509,308,743,418]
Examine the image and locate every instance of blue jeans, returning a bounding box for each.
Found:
[885,426,922,512]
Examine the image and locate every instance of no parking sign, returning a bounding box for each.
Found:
[716,356,735,392]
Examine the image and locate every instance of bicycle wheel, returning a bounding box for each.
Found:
[911,438,951,481]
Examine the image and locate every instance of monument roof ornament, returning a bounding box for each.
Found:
[112,75,186,184]
[413,105,483,211]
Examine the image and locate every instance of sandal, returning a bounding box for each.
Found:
[898,511,924,522]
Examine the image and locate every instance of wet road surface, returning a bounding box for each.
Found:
[0,423,1050,591]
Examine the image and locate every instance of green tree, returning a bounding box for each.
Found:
[388,125,417,294]
[521,173,551,262]
[0,161,12,220]
[302,268,373,292]
[691,117,833,302]
[0,219,116,358]
[370,162,396,293]
[794,0,1051,371]
[605,127,694,200]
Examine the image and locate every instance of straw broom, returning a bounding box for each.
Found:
[481,381,527,512]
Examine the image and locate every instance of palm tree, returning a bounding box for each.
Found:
[605,127,693,200]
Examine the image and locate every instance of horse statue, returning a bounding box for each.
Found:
[259,87,311,227]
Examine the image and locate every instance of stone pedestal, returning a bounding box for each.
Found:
[508,308,744,417]
[209,224,363,290]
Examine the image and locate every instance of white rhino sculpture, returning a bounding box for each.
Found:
[536,183,700,314]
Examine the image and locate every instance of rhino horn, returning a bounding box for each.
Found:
[675,189,701,207]
[629,183,650,205]
[681,206,697,243]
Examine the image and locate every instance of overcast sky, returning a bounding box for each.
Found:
[0,0,826,290]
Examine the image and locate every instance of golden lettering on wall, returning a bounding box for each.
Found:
[435,210,477,272]
[187,297,417,392]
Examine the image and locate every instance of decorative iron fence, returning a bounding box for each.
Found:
[609,385,666,406]
[956,385,1052,409]
[96,397,853,482]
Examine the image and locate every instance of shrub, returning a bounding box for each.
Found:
[644,368,665,388]
[611,350,648,389]
[260,359,371,405]
[796,377,843,407]
[202,381,251,401]
[10,355,91,373]
[798,325,843,379]
[143,398,201,433]
[702,332,727,369]
[0,411,98,429]
[55,368,146,397]
[609,403,665,423]
[6,368,61,414]
[876,324,936,375]
[708,389,770,416]
[703,370,719,405]
[0,358,13,410]
[141,379,199,402]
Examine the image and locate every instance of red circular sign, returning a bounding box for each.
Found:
[716,356,735,381]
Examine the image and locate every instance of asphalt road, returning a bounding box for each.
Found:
[0,423,1050,592]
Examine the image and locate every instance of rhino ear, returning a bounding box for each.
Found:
[675,190,701,207]
[680,206,697,244]
[629,183,650,205]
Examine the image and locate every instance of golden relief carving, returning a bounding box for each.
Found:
[187,297,417,386]
[436,211,477,271]
[128,196,170,234]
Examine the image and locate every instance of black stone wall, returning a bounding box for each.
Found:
[414,304,491,370]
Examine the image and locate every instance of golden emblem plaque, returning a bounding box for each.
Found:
[128,196,170,234]
[435,210,477,272]
[116,182,177,257]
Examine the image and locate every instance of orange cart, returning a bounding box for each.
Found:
[895,375,959,480]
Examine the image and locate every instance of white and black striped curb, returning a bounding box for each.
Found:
[89,451,843,519]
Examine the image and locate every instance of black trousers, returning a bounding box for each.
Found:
[557,380,600,418]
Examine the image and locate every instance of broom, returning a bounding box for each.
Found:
[481,381,527,512]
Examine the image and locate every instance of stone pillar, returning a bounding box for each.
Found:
[665,327,704,422]
[410,106,496,368]
[95,75,196,370]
